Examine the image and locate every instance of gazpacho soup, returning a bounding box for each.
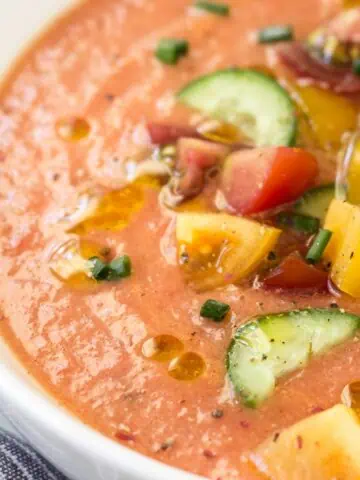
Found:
[2,0,360,478]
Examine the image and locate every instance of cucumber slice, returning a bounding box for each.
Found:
[294,184,335,223]
[177,69,297,147]
[227,308,359,408]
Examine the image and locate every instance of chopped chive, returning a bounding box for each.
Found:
[155,38,189,65]
[88,257,110,281]
[194,1,230,16]
[200,299,230,322]
[108,255,132,280]
[306,229,332,264]
[353,59,360,76]
[276,212,320,234]
[258,25,294,44]
[88,255,132,282]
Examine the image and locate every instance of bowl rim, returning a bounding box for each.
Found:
[0,1,204,479]
[0,360,203,480]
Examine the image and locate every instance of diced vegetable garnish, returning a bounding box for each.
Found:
[200,299,230,322]
[167,138,230,203]
[194,1,230,16]
[276,212,320,234]
[324,200,360,297]
[147,123,200,145]
[177,69,297,147]
[108,255,132,280]
[278,42,360,94]
[287,83,358,150]
[221,147,318,215]
[88,255,132,282]
[258,25,294,44]
[177,138,230,170]
[306,229,332,264]
[227,309,359,407]
[88,257,110,281]
[263,253,328,290]
[248,405,360,479]
[337,132,360,205]
[354,59,360,75]
[294,184,335,223]
[323,199,355,262]
[176,213,281,291]
[155,38,189,65]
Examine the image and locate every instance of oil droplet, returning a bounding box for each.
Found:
[56,117,91,142]
[64,271,97,289]
[198,120,241,145]
[69,182,145,235]
[49,239,97,289]
[168,352,206,381]
[341,381,360,417]
[79,239,111,260]
[142,335,184,362]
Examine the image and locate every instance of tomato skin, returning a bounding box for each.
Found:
[173,138,231,199]
[222,147,318,215]
[263,252,328,290]
[147,123,199,145]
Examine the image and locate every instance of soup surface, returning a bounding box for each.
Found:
[1,0,360,478]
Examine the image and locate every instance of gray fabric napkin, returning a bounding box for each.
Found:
[0,431,67,479]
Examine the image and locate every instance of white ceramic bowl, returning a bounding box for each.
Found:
[0,2,203,479]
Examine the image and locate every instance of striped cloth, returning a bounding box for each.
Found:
[0,431,67,479]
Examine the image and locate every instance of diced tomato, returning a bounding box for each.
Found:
[221,147,318,215]
[175,163,205,198]
[173,138,231,199]
[147,123,200,145]
[263,252,328,290]
[177,138,230,170]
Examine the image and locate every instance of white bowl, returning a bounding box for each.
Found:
[0,2,203,479]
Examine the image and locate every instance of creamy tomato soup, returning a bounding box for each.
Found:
[1,0,360,479]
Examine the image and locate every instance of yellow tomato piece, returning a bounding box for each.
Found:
[290,84,358,150]
[247,404,360,480]
[344,0,360,8]
[324,198,354,262]
[331,206,360,297]
[176,213,281,291]
[346,137,360,205]
[323,199,360,297]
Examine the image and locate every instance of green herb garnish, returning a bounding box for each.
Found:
[353,59,360,76]
[88,255,132,282]
[88,257,110,281]
[155,38,189,65]
[258,25,294,44]
[200,299,230,322]
[306,229,332,264]
[276,212,320,234]
[194,1,230,16]
[108,255,132,280]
